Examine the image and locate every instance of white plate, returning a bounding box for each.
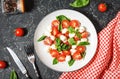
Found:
[34,9,98,72]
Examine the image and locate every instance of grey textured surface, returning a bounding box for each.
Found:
[0,0,120,79]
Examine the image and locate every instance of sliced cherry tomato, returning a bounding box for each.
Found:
[70,20,80,28]
[74,35,80,41]
[0,60,7,69]
[57,54,66,62]
[44,37,53,45]
[14,28,24,37]
[64,41,69,45]
[98,3,107,12]
[62,50,71,56]
[49,49,59,58]
[52,20,60,27]
[64,31,69,38]
[81,31,89,38]
[76,46,86,53]
[62,20,70,28]
[72,51,82,60]
[56,33,62,38]
[51,26,59,36]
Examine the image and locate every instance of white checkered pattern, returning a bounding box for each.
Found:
[59,12,120,79]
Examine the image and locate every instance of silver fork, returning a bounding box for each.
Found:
[24,43,39,77]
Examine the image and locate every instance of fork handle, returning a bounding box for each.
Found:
[32,63,39,77]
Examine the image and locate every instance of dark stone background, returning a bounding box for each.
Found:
[0,0,120,79]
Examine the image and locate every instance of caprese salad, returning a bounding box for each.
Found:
[38,15,90,66]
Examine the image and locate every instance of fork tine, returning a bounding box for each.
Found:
[24,43,34,55]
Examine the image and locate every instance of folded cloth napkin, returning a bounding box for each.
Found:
[59,12,120,79]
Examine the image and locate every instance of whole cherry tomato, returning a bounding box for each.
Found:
[14,28,25,37]
[0,60,7,69]
[98,3,107,12]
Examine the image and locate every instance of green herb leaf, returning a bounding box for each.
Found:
[56,15,70,22]
[58,24,62,31]
[68,59,75,66]
[55,38,61,46]
[37,35,47,42]
[70,0,90,8]
[53,58,58,65]
[78,41,90,45]
[61,43,70,51]
[75,29,81,38]
[55,38,62,52]
[68,38,76,45]
[10,70,17,79]
[81,52,86,58]
[68,27,75,33]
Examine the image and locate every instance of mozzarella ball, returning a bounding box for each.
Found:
[69,33,75,38]
[70,49,76,55]
[79,26,86,33]
[80,38,88,42]
[62,28,68,34]
[60,35,67,42]
[65,55,71,62]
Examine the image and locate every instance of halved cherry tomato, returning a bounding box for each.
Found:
[14,28,24,37]
[62,20,70,28]
[0,60,7,69]
[56,33,62,38]
[49,49,59,58]
[74,35,80,41]
[70,20,80,28]
[57,55,66,62]
[62,50,71,56]
[51,26,59,36]
[98,3,107,12]
[64,31,69,38]
[72,51,82,60]
[81,31,89,38]
[44,37,53,45]
[52,20,60,27]
[76,46,86,53]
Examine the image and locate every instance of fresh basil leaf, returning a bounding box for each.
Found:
[68,59,75,66]
[61,43,70,51]
[68,27,75,33]
[58,24,62,31]
[55,38,62,52]
[75,29,81,38]
[56,15,70,22]
[10,70,17,79]
[55,38,61,46]
[37,35,47,42]
[81,52,86,58]
[70,0,90,8]
[78,41,90,45]
[53,58,58,65]
[68,38,76,45]
[57,45,62,52]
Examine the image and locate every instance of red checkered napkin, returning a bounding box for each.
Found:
[59,12,120,79]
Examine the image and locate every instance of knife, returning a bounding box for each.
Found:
[6,47,29,78]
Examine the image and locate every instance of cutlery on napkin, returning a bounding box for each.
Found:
[59,12,120,79]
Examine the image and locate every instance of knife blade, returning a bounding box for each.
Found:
[6,47,29,78]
